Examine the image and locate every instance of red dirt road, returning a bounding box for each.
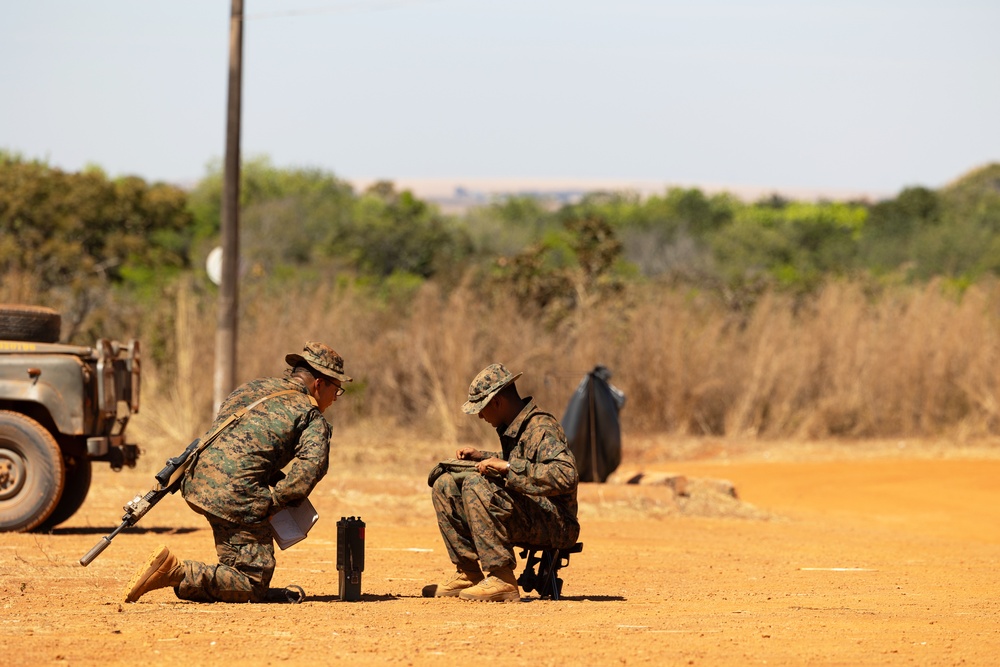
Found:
[3,441,998,666]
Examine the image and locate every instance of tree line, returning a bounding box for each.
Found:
[3,149,999,343]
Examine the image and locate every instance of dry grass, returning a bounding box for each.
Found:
[8,274,1000,465]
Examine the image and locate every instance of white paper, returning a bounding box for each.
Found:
[268,497,319,550]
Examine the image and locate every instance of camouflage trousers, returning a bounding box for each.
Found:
[175,504,276,603]
[431,472,580,573]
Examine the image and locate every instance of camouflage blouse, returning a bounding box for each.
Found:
[478,398,579,519]
[182,376,332,525]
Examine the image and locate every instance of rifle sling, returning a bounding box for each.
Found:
[183,388,315,480]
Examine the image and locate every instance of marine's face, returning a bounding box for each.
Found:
[316,377,344,412]
[478,395,503,428]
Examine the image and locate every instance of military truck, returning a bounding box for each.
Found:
[0,304,141,531]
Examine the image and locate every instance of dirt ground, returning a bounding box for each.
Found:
[3,437,999,666]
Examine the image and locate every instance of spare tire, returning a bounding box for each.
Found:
[0,304,62,343]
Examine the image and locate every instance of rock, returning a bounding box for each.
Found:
[604,470,689,496]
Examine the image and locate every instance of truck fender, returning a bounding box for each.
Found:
[0,378,81,435]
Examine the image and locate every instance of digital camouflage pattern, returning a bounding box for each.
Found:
[432,399,579,573]
[285,340,353,383]
[176,513,276,603]
[177,374,332,602]
[182,376,331,525]
[461,363,522,414]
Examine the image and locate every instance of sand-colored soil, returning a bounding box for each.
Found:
[3,439,998,666]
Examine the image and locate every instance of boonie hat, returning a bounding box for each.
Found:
[462,363,522,414]
[285,341,353,383]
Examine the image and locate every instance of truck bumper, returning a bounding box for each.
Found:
[86,436,139,470]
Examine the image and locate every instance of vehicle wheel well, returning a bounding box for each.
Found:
[0,401,58,437]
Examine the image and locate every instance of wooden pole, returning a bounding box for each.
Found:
[214,0,243,413]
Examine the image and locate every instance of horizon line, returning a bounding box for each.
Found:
[348,176,894,204]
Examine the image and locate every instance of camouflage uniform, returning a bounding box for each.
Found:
[171,342,349,603]
[432,365,579,574]
[172,376,327,602]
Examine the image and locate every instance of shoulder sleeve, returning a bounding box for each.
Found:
[505,413,578,496]
[270,399,331,508]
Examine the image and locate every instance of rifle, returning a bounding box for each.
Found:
[78,388,305,566]
[79,438,200,566]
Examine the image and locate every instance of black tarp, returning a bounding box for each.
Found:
[561,366,626,483]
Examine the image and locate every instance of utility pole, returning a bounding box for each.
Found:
[214,0,243,413]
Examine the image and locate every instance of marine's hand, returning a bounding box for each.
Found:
[477,457,510,477]
[267,489,283,517]
[455,447,482,461]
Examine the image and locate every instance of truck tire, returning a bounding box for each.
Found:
[0,304,62,343]
[37,454,92,531]
[0,411,66,532]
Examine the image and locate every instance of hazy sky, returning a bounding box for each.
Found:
[3,0,998,197]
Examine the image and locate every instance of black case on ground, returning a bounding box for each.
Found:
[337,516,365,601]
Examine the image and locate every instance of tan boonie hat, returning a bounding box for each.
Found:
[462,363,522,414]
[285,341,353,383]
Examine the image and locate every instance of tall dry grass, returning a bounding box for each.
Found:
[0,270,41,304]
[9,272,1000,462]
[609,278,1000,440]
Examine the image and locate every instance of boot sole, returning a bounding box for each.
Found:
[122,545,170,603]
[422,584,480,598]
[458,592,521,602]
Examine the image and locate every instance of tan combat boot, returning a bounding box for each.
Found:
[458,565,520,602]
[123,545,184,603]
[421,565,484,598]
